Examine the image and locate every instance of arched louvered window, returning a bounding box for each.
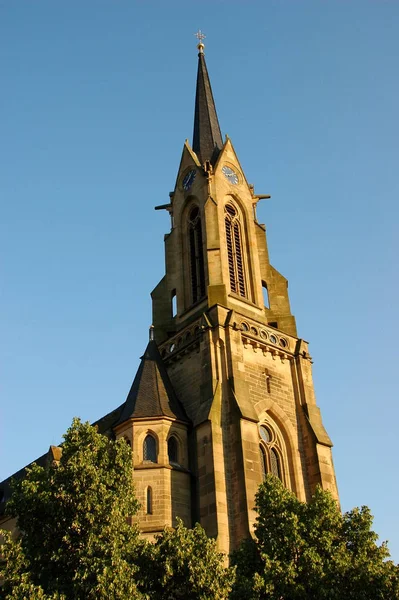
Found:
[188,206,205,304]
[143,434,157,463]
[168,436,178,464]
[146,486,153,514]
[225,203,246,297]
[259,423,283,483]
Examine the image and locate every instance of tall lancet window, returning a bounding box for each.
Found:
[188,206,205,303]
[225,203,246,297]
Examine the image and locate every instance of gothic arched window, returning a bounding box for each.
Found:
[225,203,246,298]
[259,423,283,482]
[168,436,179,464]
[143,434,157,463]
[188,206,205,304]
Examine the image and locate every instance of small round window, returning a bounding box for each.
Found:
[241,322,249,331]
[269,334,277,344]
[260,425,272,443]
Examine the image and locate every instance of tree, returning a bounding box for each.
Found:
[0,418,145,599]
[231,476,399,600]
[0,418,233,600]
[140,518,234,600]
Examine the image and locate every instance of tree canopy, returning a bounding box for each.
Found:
[0,418,144,599]
[2,421,398,599]
[231,475,399,600]
[0,418,233,600]
[144,519,233,599]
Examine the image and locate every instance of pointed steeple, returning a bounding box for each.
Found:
[192,34,223,165]
[115,336,189,425]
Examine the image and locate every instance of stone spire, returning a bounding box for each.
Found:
[192,32,223,165]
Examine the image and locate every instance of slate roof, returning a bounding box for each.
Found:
[192,50,223,165]
[0,340,188,516]
[116,340,188,424]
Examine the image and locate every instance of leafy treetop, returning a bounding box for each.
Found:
[231,475,399,600]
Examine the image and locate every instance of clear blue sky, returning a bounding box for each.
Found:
[2,1,398,560]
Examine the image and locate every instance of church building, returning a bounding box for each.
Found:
[0,38,338,556]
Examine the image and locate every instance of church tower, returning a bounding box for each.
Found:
[150,38,338,554]
[0,37,339,558]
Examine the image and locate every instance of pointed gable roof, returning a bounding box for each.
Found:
[192,48,223,165]
[116,340,189,425]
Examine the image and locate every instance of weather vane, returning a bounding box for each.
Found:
[195,30,206,53]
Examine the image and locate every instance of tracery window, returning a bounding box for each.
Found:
[225,203,246,297]
[259,423,283,482]
[143,434,157,463]
[188,206,205,304]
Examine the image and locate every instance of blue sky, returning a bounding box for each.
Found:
[1,1,398,560]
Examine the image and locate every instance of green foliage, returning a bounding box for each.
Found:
[141,518,234,599]
[0,418,233,600]
[231,475,399,600]
[1,418,145,599]
[4,421,396,600]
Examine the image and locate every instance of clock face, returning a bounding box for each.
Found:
[222,165,239,185]
[182,169,196,191]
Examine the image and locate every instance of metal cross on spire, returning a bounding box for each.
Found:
[195,29,206,53]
